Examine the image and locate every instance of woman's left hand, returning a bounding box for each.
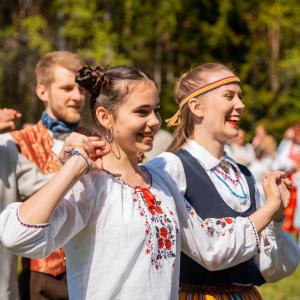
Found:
[60,132,111,171]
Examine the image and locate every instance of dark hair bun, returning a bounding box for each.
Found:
[75,65,109,96]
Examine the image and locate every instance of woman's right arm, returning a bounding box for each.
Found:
[19,154,88,224]
[0,137,109,258]
[0,155,92,258]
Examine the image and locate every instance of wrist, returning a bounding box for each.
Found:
[67,155,89,177]
[262,201,280,217]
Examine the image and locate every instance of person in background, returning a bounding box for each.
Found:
[0,51,85,300]
[144,128,173,161]
[0,65,290,300]
[0,109,50,300]
[273,123,300,238]
[277,125,295,155]
[252,124,277,157]
[249,144,274,202]
[226,128,255,166]
[147,63,299,299]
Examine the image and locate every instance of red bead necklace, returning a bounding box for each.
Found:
[213,162,240,185]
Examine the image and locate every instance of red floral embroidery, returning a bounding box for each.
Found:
[185,201,235,237]
[158,238,164,249]
[160,227,168,238]
[165,239,172,250]
[132,187,177,270]
[224,217,234,224]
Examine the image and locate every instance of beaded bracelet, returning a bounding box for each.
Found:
[65,149,90,174]
[248,217,261,253]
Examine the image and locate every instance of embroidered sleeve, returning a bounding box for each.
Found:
[185,201,236,237]
[0,176,96,258]
[16,207,50,229]
[179,198,260,271]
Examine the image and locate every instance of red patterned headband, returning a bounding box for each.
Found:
[166,76,240,127]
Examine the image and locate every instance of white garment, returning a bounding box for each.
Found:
[225,143,255,166]
[249,156,273,203]
[0,144,50,300]
[272,140,297,172]
[0,165,260,300]
[146,139,300,282]
[144,129,173,161]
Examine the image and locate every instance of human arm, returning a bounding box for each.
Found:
[146,154,291,271]
[0,175,97,258]
[0,137,110,257]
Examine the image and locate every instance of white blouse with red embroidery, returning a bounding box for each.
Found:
[1,165,265,300]
[146,139,300,283]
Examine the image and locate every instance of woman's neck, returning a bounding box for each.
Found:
[102,149,149,188]
[193,130,225,159]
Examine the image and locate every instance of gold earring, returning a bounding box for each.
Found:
[105,127,114,143]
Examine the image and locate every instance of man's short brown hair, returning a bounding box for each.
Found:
[35,51,85,87]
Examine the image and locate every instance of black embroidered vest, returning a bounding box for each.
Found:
[175,149,265,286]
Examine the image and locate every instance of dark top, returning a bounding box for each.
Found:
[175,149,265,286]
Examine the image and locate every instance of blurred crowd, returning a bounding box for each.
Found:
[226,123,300,241]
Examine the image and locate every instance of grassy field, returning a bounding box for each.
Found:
[258,266,300,299]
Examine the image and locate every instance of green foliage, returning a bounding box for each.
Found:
[0,0,299,138]
[258,266,300,300]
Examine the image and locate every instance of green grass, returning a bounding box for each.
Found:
[258,267,300,300]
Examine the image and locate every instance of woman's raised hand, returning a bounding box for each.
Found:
[60,132,111,172]
[262,171,292,222]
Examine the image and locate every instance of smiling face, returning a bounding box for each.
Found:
[110,80,161,157]
[37,65,85,123]
[195,69,244,144]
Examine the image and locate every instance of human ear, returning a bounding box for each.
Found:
[35,84,49,105]
[36,84,49,104]
[189,98,204,118]
[95,107,114,129]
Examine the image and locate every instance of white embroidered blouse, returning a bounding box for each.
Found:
[0,161,263,300]
[146,139,300,283]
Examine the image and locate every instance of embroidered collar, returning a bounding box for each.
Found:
[183,139,239,171]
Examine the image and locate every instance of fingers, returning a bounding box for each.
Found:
[278,183,290,208]
[264,171,287,185]
[0,121,16,132]
[0,108,22,122]
[282,177,293,189]
[63,132,110,162]
[0,108,22,133]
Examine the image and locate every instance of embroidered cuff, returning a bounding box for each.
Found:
[247,217,261,253]
[17,207,49,229]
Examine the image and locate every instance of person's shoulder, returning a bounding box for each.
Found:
[12,122,47,138]
[145,151,180,169]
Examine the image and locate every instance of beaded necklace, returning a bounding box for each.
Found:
[212,161,248,202]
[213,163,240,185]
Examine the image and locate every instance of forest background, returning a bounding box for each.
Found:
[0,0,300,140]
